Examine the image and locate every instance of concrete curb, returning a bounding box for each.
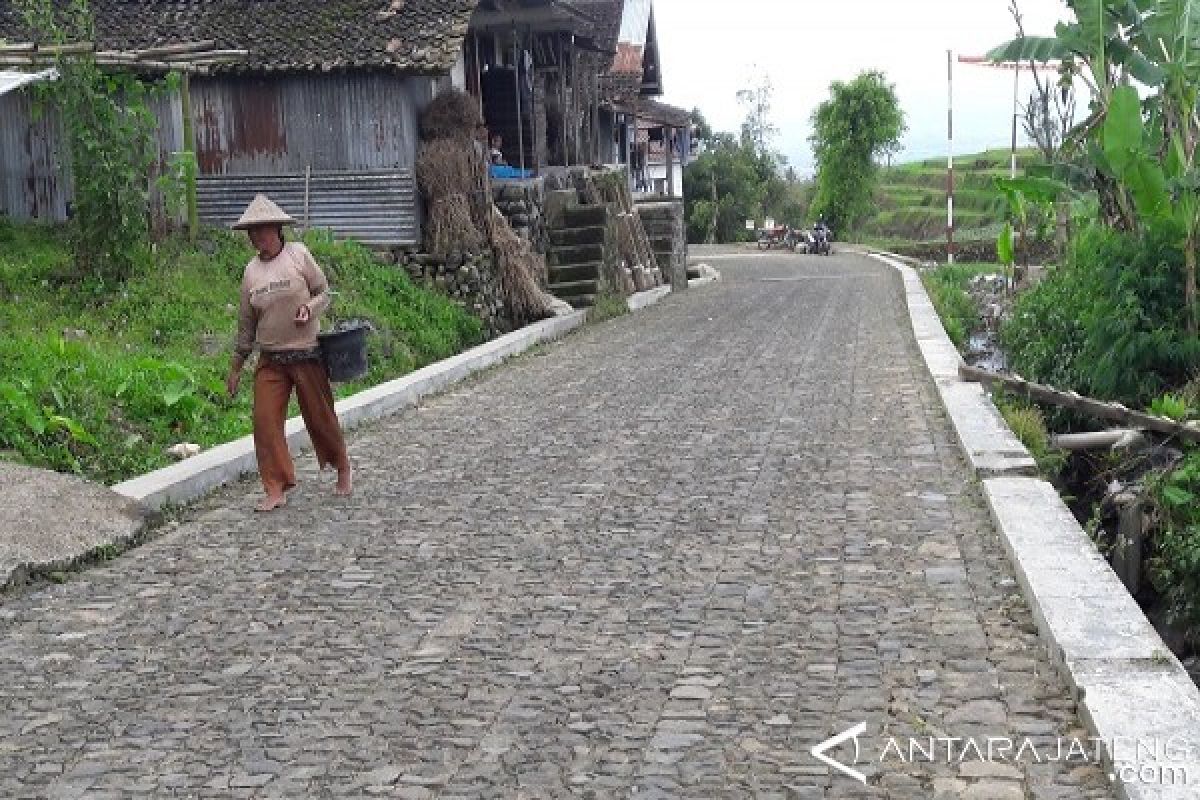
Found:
[626,285,672,311]
[983,478,1200,800]
[871,250,1200,799]
[867,252,1036,477]
[114,311,587,510]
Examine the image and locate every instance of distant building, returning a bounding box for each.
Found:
[597,0,691,198]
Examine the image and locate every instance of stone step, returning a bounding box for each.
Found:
[549,263,601,283]
[549,226,606,247]
[548,243,604,266]
[548,279,601,298]
[570,294,597,308]
[564,205,608,227]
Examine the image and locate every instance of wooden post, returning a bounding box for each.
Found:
[179,71,198,242]
[304,165,311,228]
[512,27,525,173]
[666,126,675,198]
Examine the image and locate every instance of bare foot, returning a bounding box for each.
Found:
[254,494,288,513]
[334,464,353,496]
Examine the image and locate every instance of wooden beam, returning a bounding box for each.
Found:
[959,364,1200,443]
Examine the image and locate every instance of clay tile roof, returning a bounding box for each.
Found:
[567,0,623,64]
[635,98,689,127]
[0,0,479,75]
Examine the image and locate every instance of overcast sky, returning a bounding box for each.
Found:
[652,0,1074,174]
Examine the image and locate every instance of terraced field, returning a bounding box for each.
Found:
[861,148,1042,258]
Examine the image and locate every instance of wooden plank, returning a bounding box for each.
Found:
[959,364,1200,443]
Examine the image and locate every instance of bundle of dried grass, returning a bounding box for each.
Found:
[490,205,560,322]
[427,194,484,257]
[417,140,474,199]
[419,89,483,143]
[417,139,484,257]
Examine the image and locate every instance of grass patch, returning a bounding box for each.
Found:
[0,220,485,484]
[996,398,1067,477]
[919,262,1000,349]
[587,292,629,324]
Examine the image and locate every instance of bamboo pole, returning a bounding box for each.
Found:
[180,71,198,242]
[134,40,218,59]
[959,364,1200,443]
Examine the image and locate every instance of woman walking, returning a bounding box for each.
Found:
[225,194,352,512]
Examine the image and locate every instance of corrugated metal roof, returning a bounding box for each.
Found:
[0,68,58,97]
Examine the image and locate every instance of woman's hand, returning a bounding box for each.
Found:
[295,303,312,325]
[226,368,242,398]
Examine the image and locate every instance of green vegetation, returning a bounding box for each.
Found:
[859,149,1042,252]
[1001,221,1200,410]
[996,399,1067,477]
[683,82,809,244]
[987,0,1200,636]
[919,262,998,349]
[21,0,173,285]
[0,220,484,484]
[809,70,906,234]
[587,292,630,324]
[1148,451,1200,637]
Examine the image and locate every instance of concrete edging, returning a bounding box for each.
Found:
[871,250,1200,799]
[867,253,1036,477]
[113,311,588,510]
[626,285,672,311]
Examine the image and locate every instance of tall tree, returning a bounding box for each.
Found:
[737,77,779,160]
[809,71,906,234]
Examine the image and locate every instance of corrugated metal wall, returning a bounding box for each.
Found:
[191,72,431,246]
[0,88,183,225]
[197,170,417,248]
[192,73,432,175]
[0,91,68,221]
[2,72,431,247]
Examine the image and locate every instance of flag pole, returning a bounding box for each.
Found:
[947,49,955,265]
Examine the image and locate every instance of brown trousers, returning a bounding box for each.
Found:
[253,359,349,495]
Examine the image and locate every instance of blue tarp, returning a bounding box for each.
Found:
[490,165,533,179]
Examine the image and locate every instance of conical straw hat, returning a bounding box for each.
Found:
[231,193,297,229]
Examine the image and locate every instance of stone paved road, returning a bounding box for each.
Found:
[0,249,1115,799]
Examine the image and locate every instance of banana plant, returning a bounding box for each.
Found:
[989,0,1200,331]
[995,175,1076,290]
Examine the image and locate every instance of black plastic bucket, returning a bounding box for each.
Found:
[318,323,370,383]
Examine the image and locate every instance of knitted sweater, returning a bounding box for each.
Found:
[234,242,331,357]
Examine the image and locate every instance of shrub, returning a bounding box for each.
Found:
[1148,451,1200,640]
[1002,221,1200,407]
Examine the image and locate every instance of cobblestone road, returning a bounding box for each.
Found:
[0,250,1114,799]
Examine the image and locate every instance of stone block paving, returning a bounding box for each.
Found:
[0,251,1114,798]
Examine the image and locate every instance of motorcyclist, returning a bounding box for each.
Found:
[813,217,833,254]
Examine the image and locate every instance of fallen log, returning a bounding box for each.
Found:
[959,364,1200,444]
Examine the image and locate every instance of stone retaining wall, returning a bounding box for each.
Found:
[492,178,547,259]
[636,200,687,289]
[398,251,514,339]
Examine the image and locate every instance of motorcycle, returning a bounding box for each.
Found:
[757,225,800,251]
[810,224,833,256]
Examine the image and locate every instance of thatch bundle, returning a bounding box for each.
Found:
[417,139,485,257]
[415,88,562,322]
[419,89,483,143]
[490,206,559,322]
